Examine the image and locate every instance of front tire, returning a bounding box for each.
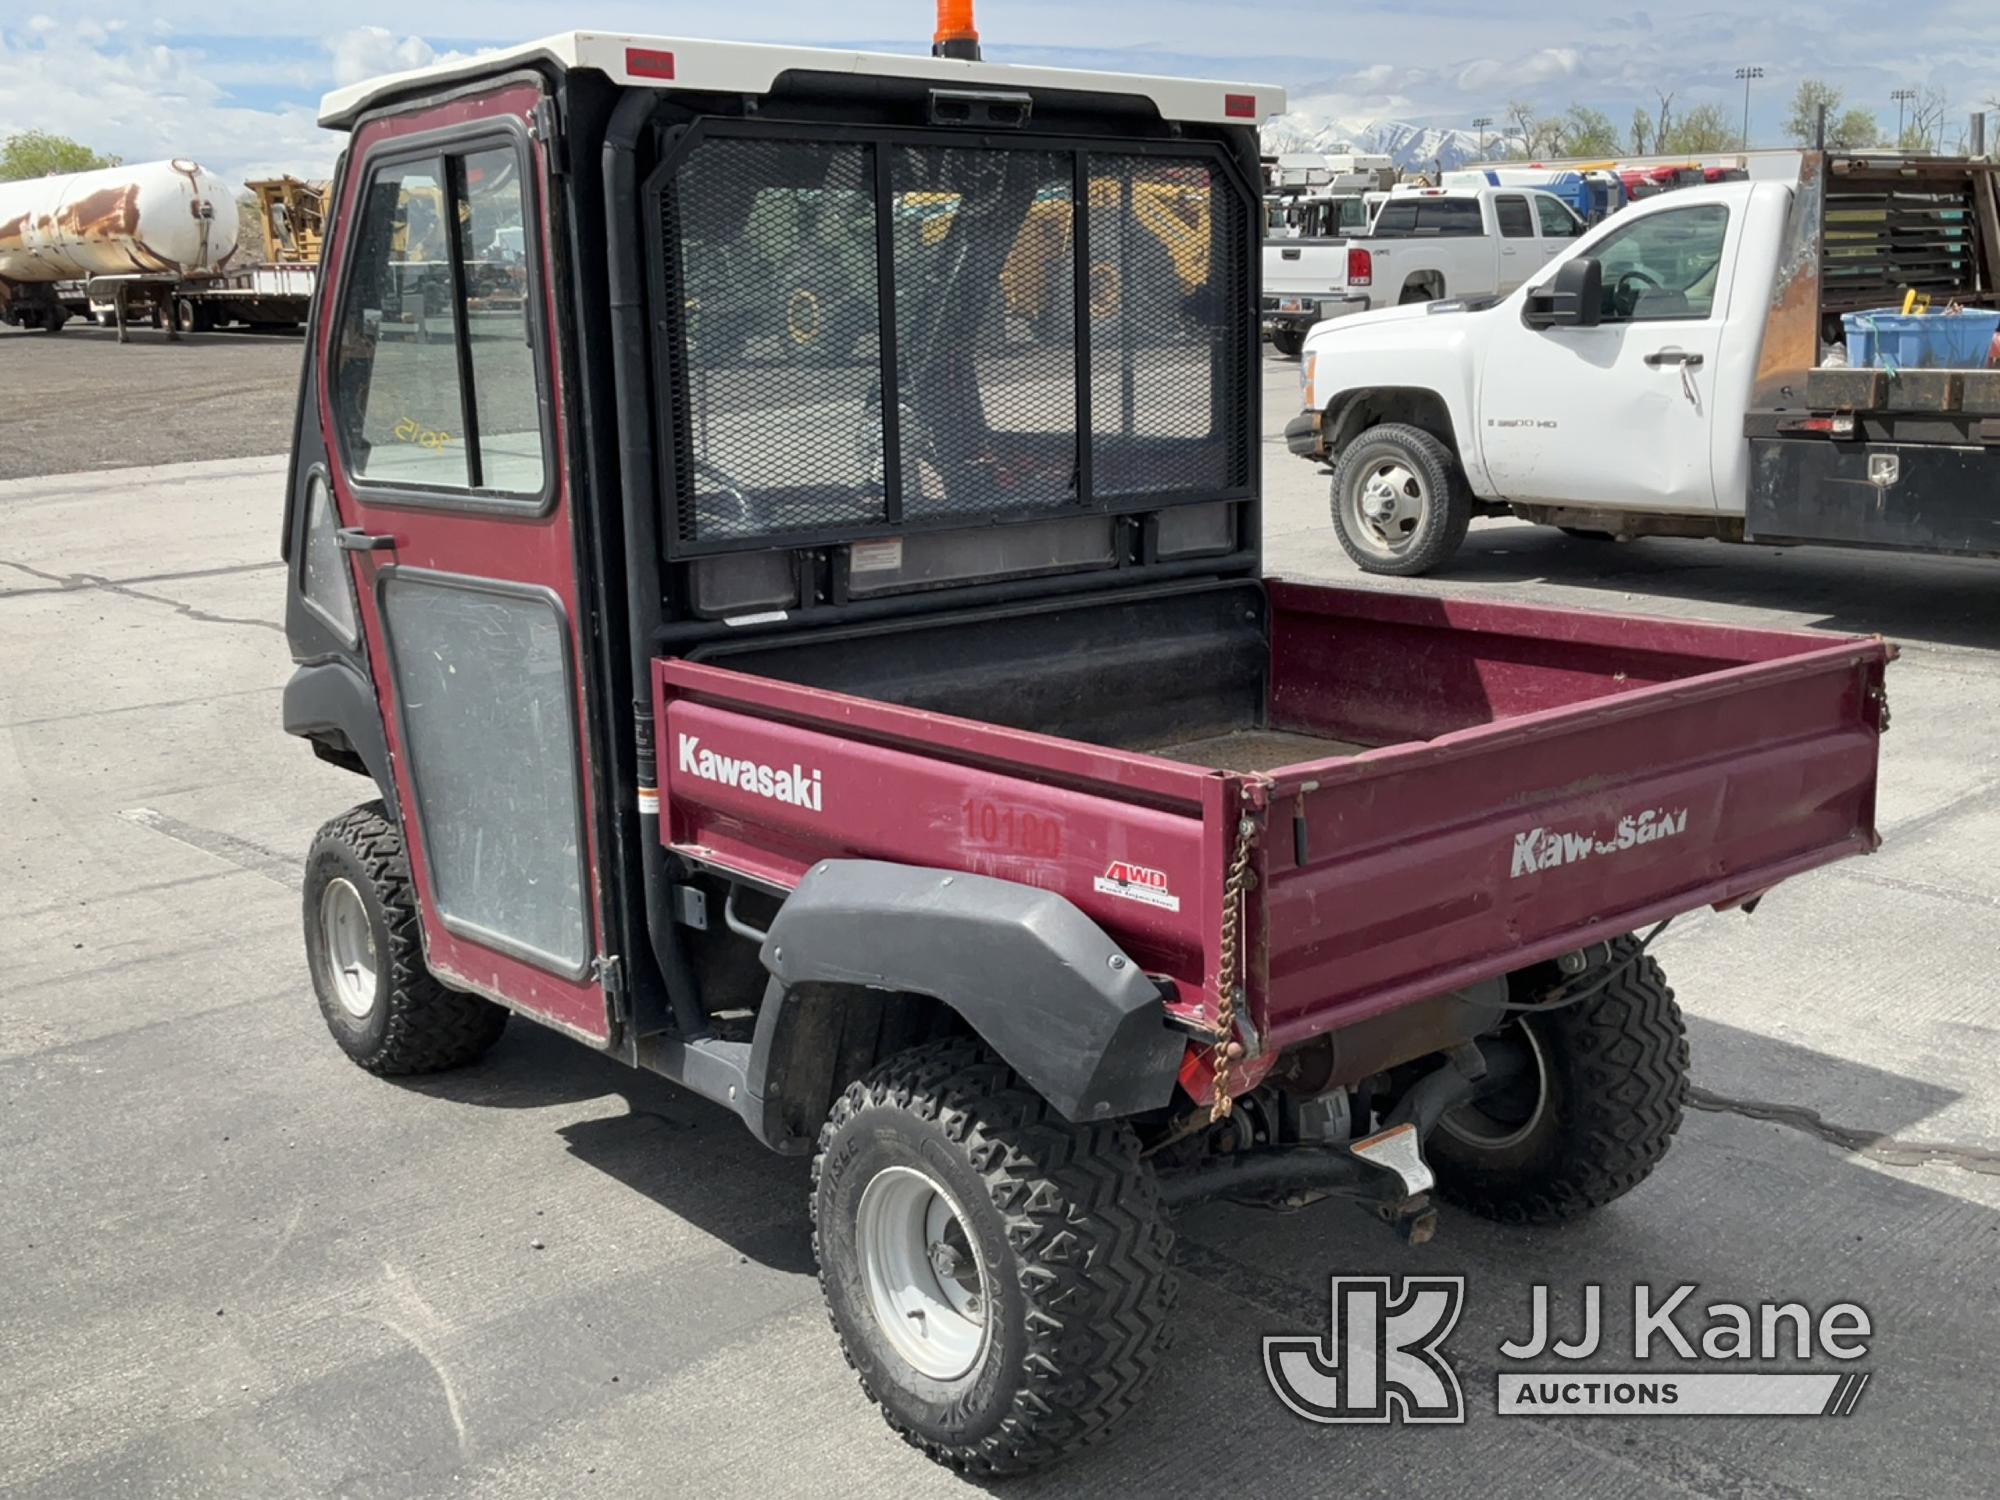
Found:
[1328,422,1473,576]
[812,1040,1175,1475]
[1429,939,1688,1224]
[302,801,507,1075]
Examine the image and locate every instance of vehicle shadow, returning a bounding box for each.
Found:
[1444,526,2000,652]
[970,1014,1983,1497]
[406,1008,1987,1495]
[405,1022,815,1273]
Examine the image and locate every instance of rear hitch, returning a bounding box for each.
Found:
[1155,1037,1527,1234]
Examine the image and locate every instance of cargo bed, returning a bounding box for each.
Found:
[655,579,1890,1094]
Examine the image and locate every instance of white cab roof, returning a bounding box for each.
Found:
[319,31,1283,131]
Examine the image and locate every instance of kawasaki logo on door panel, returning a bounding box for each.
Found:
[676,734,823,812]
[1510,807,1689,879]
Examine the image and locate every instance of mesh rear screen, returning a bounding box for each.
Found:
[653,127,1253,553]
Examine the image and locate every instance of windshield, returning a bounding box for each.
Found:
[657,128,1255,552]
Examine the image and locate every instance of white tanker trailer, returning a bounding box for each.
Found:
[0,157,311,338]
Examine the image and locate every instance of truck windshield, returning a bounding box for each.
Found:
[653,128,1253,553]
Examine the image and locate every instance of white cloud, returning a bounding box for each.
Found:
[327,26,438,88]
[1455,47,1581,96]
[0,20,338,182]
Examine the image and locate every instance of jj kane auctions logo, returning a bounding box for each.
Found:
[1267,1279,1873,1422]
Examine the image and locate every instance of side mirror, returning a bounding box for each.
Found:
[1524,256,1603,329]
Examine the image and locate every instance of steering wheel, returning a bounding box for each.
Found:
[690,458,759,535]
[1612,268,1660,319]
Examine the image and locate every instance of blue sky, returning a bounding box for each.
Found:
[2,4,1995,180]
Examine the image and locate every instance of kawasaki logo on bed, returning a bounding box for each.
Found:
[1510,806,1690,879]
[676,735,823,812]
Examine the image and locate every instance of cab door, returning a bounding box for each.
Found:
[1477,200,1738,516]
[315,81,610,1043]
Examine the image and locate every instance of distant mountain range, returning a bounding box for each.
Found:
[1262,107,1504,174]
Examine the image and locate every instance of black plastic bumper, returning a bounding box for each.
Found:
[1285,410,1326,462]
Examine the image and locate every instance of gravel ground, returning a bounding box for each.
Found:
[0,323,304,481]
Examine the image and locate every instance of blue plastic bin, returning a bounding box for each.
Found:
[1842,308,2000,370]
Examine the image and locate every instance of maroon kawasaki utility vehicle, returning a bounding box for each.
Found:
[281,22,1893,1473]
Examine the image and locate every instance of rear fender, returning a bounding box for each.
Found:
[756,859,1185,1122]
[282,660,392,804]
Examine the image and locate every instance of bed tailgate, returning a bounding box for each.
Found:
[1257,638,1891,1049]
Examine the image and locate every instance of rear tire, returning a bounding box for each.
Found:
[302,801,507,1075]
[1428,939,1687,1224]
[812,1039,1175,1475]
[1328,422,1472,576]
[1270,326,1305,359]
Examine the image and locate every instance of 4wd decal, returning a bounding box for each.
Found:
[1094,860,1181,912]
[676,734,823,812]
[1510,806,1689,879]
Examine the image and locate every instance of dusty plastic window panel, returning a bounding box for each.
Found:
[666,137,887,544]
[457,147,547,494]
[889,146,1080,520]
[337,159,472,489]
[299,471,358,642]
[380,575,588,975]
[1085,155,1249,497]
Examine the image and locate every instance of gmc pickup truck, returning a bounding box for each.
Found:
[1263,185,1584,357]
[1287,150,2000,572]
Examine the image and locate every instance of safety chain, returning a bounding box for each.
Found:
[1209,815,1259,1123]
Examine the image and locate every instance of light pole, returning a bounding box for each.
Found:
[1892,87,1918,146]
[1734,66,1763,148]
[1472,115,1493,158]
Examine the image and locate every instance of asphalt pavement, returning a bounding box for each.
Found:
[2,345,1997,1498]
[0,323,304,482]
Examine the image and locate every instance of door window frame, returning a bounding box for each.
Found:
[327,116,556,517]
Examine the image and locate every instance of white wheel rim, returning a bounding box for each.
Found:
[855,1165,989,1381]
[1344,459,1428,558]
[1441,1024,1550,1151]
[319,877,379,1020]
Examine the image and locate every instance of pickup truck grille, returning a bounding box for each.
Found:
[650,122,1254,554]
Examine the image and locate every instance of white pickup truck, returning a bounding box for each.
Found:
[1263,186,1584,357]
[1286,152,2000,573]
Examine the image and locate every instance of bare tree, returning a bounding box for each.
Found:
[1655,90,1676,153]
[1630,105,1654,155]
[1505,99,1538,159]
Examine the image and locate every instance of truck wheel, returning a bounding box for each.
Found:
[1428,939,1687,1224]
[1270,326,1305,359]
[812,1039,1176,1475]
[1328,422,1472,576]
[302,801,508,1075]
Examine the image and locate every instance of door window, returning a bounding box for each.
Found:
[1534,194,1581,239]
[332,144,546,499]
[1591,204,1731,322]
[1495,195,1535,239]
